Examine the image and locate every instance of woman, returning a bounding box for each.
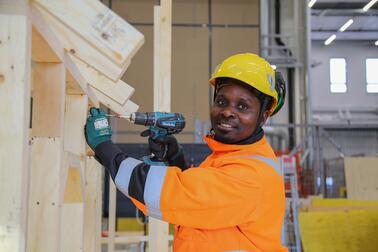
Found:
[85,53,287,252]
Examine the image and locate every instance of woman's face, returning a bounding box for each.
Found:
[210,79,267,144]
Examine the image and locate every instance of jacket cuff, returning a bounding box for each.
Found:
[94,140,129,180]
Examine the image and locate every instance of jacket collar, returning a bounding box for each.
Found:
[204,134,268,153]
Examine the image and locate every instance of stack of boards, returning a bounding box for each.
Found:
[31,0,144,114]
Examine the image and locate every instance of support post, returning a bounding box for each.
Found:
[149,0,172,251]
[28,62,66,252]
[0,12,31,252]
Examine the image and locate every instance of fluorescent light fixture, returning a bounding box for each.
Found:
[308,0,317,8]
[375,40,378,46]
[324,34,336,45]
[363,0,378,12]
[339,19,354,32]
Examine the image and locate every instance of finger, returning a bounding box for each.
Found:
[99,109,107,116]
[140,129,151,137]
[89,107,100,116]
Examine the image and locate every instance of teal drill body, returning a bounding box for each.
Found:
[130,112,185,165]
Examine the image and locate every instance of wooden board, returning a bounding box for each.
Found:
[31,2,127,82]
[27,137,63,252]
[83,157,102,252]
[60,203,84,252]
[299,209,378,252]
[31,63,65,137]
[34,0,144,66]
[70,55,134,105]
[344,157,378,200]
[30,4,99,106]
[32,26,60,63]
[0,14,30,252]
[90,86,139,115]
[149,2,171,251]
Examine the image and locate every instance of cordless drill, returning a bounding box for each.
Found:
[111,112,185,165]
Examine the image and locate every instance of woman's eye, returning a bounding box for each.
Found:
[215,99,225,106]
[238,103,248,111]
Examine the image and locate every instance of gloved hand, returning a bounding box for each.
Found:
[140,129,179,160]
[141,130,187,169]
[85,107,112,150]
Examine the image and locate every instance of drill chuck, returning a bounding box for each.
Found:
[130,112,185,134]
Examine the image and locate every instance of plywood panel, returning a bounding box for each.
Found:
[345,157,378,200]
[0,14,30,252]
[60,203,84,252]
[172,0,208,24]
[32,63,65,137]
[112,0,154,23]
[212,0,259,25]
[27,138,63,252]
[212,27,260,66]
[172,26,209,140]
[83,157,103,252]
[299,210,378,252]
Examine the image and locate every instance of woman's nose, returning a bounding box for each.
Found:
[221,106,236,118]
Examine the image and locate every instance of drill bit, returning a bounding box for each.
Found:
[106,113,132,121]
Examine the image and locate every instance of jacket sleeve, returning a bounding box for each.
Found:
[114,157,271,230]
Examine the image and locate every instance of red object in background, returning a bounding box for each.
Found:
[275,150,312,197]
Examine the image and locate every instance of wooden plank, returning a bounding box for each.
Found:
[299,210,378,252]
[107,178,117,252]
[63,168,83,203]
[27,137,63,252]
[30,4,99,106]
[89,86,139,115]
[0,14,30,252]
[344,157,378,200]
[66,70,85,95]
[70,55,134,105]
[31,63,65,137]
[60,203,84,252]
[34,0,144,66]
[63,95,88,155]
[60,94,88,251]
[32,2,131,82]
[149,1,171,251]
[32,26,60,63]
[0,0,28,15]
[83,157,103,252]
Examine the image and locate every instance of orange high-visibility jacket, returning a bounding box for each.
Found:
[114,135,287,252]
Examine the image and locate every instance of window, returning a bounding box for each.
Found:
[366,58,378,93]
[330,58,347,93]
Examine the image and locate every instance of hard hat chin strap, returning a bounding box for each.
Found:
[252,96,271,136]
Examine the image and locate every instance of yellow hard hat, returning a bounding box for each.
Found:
[209,53,278,115]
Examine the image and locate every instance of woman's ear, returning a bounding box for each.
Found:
[259,110,270,127]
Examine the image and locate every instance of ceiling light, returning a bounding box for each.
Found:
[339,19,354,32]
[375,40,378,46]
[324,34,336,45]
[363,0,378,12]
[271,65,277,70]
[308,0,317,8]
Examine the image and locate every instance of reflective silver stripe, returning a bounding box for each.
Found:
[231,155,281,175]
[144,165,168,220]
[115,157,142,197]
[250,156,281,175]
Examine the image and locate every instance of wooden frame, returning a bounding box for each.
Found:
[1,0,143,251]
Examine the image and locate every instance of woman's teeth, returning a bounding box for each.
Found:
[220,122,232,128]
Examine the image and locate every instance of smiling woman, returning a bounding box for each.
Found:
[211,79,267,144]
[85,53,288,252]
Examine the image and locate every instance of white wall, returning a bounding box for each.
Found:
[310,41,378,124]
